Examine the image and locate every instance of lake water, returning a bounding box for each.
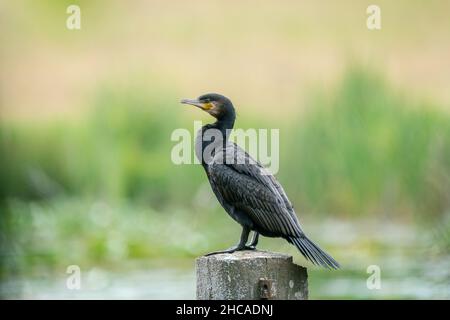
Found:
[2,219,449,299]
[2,256,449,299]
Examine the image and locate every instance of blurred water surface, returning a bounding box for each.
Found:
[2,219,449,299]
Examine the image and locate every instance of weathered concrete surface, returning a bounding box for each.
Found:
[196,250,308,300]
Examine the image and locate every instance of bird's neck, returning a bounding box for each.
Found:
[213,117,235,136]
[195,116,235,167]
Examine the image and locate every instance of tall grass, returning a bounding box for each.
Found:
[0,85,204,206]
[1,69,449,216]
[282,69,450,219]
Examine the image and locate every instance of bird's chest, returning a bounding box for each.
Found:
[206,167,251,227]
[206,169,230,210]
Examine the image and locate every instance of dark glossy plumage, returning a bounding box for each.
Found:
[181,93,339,269]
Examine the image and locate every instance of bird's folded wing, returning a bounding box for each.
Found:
[209,144,303,237]
[227,143,302,229]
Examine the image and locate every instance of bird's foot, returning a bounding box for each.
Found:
[204,246,239,256]
[204,245,256,256]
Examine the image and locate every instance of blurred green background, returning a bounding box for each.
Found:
[1,0,449,299]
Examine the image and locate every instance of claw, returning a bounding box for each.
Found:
[205,227,256,256]
[204,245,239,256]
[204,244,257,256]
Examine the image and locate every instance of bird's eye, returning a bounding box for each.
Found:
[202,98,210,103]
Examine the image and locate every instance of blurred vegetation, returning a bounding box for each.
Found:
[0,85,200,206]
[1,69,448,215]
[1,0,450,299]
[283,69,450,219]
[1,69,450,298]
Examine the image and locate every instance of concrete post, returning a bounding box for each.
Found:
[196,250,308,300]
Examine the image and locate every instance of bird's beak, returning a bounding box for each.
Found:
[180,98,213,110]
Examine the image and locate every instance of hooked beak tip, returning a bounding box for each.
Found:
[180,98,203,109]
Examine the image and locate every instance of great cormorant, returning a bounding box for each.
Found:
[181,93,339,269]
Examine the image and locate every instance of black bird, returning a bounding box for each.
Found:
[181,93,339,269]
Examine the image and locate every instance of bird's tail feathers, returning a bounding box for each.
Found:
[289,236,340,269]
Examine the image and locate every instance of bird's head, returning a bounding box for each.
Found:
[180,93,235,121]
